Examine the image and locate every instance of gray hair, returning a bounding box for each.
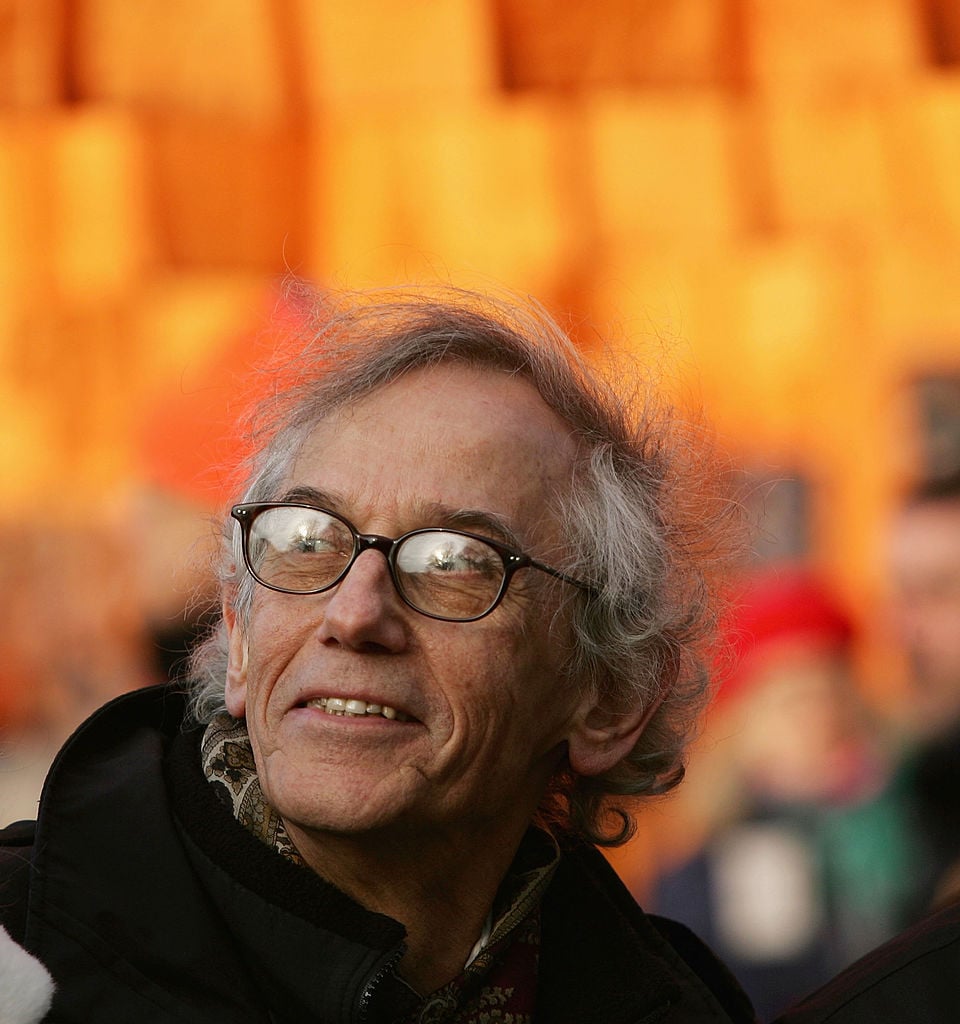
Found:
[186,282,735,845]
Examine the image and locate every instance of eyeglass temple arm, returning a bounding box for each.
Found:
[516,553,595,595]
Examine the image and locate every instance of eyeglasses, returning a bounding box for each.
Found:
[231,502,591,623]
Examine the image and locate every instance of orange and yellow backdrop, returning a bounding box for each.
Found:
[2,1,959,868]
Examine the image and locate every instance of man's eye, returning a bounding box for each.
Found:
[428,545,497,574]
[290,533,338,554]
[428,549,458,571]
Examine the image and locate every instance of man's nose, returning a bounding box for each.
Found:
[316,549,408,653]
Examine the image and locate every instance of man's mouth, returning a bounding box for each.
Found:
[305,696,411,722]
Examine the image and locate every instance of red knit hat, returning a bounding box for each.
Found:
[714,565,855,707]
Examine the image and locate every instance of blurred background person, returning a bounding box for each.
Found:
[0,492,218,824]
[885,470,960,912]
[652,565,923,1022]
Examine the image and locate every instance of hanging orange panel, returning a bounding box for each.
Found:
[763,95,895,236]
[583,92,742,247]
[495,0,735,91]
[73,0,287,122]
[48,109,151,307]
[293,0,495,106]
[0,109,150,310]
[142,115,309,271]
[887,78,960,245]
[0,0,64,107]
[309,98,579,297]
[748,0,925,98]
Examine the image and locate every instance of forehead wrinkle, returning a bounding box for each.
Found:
[282,366,579,554]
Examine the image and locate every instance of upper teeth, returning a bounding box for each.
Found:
[307,697,406,721]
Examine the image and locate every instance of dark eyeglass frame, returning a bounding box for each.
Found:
[231,501,593,622]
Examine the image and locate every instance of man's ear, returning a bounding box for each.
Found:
[567,690,665,778]
[223,592,249,719]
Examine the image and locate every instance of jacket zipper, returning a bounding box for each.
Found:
[356,946,406,1023]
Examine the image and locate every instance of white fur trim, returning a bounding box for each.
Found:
[0,925,54,1024]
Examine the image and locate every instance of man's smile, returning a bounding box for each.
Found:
[303,695,413,722]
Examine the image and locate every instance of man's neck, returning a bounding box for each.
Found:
[283,818,523,994]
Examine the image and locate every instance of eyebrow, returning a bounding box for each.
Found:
[279,485,341,508]
[276,486,525,549]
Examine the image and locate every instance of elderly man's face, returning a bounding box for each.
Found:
[224,363,610,851]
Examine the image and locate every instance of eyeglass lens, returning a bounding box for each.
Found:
[245,505,507,620]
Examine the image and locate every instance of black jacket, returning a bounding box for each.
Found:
[1,685,755,1023]
[772,899,960,1024]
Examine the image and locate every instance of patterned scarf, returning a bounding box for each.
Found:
[201,712,304,864]
[200,713,556,1023]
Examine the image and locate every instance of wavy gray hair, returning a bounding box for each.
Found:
[187,282,735,845]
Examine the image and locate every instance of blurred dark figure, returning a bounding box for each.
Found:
[886,471,960,910]
[0,490,218,825]
[770,895,960,1024]
[653,566,923,1022]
